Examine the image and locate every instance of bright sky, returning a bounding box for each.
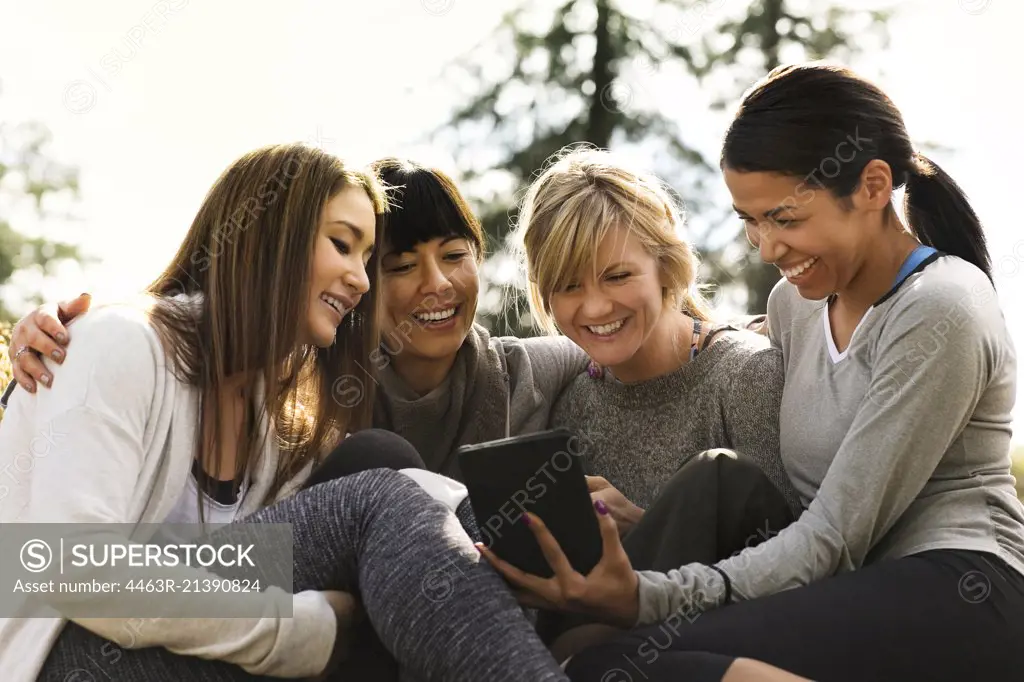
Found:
[2,0,1022,439]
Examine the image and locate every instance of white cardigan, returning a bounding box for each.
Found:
[0,303,333,680]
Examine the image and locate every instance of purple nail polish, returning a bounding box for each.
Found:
[520,513,531,526]
[595,500,608,515]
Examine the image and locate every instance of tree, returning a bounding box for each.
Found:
[0,109,87,321]
[432,0,891,335]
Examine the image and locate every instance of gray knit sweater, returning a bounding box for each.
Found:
[550,329,803,515]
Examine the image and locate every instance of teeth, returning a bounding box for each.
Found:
[587,319,625,336]
[321,294,344,315]
[414,307,457,322]
[781,257,818,279]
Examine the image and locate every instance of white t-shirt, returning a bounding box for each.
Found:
[163,470,247,526]
[157,468,249,548]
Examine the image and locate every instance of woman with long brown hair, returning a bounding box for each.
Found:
[0,143,571,681]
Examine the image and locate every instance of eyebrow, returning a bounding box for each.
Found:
[329,220,371,247]
[732,204,800,219]
[601,261,638,273]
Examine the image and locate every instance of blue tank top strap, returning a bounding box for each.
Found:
[893,245,938,288]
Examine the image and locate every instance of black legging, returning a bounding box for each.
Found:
[621,448,797,572]
[566,543,1024,681]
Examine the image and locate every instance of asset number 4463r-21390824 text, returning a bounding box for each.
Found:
[123,578,261,593]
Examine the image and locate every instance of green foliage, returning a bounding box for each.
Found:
[433,0,892,335]
[0,116,87,322]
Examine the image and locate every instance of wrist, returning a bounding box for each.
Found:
[611,570,640,627]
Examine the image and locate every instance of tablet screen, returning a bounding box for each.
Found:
[457,428,602,578]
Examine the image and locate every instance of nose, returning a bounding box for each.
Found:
[419,257,454,296]
[344,261,371,296]
[579,285,613,320]
[757,224,787,265]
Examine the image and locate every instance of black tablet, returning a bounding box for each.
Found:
[457,428,603,578]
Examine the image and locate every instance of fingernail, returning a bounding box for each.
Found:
[56,333,68,345]
[595,500,609,515]
[22,380,35,393]
[39,374,51,387]
[51,349,64,362]
[521,513,531,526]
[474,543,483,553]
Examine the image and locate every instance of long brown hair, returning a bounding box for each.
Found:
[147,142,386,503]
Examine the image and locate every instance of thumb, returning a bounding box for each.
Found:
[58,293,92,323]
[593,499,624,558]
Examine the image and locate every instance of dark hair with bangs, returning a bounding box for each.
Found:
[371,157,484,259]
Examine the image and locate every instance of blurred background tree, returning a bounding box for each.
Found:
[0,88,86,323]
[429,0,891,336]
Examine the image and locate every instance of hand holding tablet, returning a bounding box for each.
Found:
[458,428,640,626]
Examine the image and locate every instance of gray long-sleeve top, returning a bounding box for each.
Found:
[635,254,1024,625]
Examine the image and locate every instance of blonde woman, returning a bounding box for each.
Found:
[518,145,800,525]
[504,146,802,664]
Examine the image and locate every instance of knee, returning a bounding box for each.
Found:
[310,429,426,486]
[674,448,762,485]
[342,429,426,470]
[563,638,646,681]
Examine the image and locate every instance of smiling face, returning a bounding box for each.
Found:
[723,167,877,301]
[305,184,378,347]
[548,224,668,372]
[379,236,479,364]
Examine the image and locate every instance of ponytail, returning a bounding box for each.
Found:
[904,153,992,282]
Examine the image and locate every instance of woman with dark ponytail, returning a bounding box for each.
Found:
[480,63,1024,682]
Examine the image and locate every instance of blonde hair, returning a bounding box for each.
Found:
[512,145,713,335]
